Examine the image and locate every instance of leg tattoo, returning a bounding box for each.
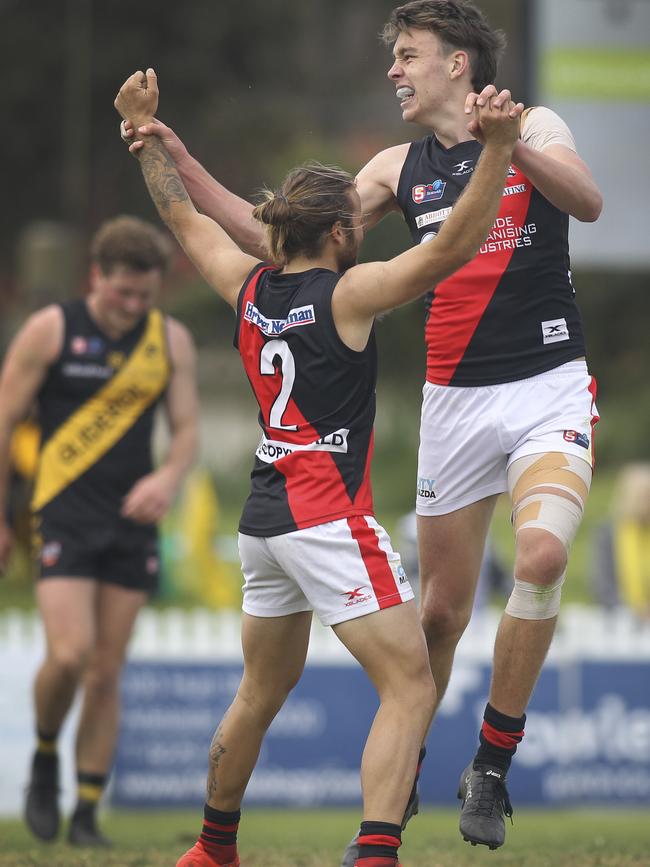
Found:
[206,720,227,801]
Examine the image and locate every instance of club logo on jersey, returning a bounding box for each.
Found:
[417,476,437,499]
[508,165,517,177]
[416,206,452,229]
[420,231,438,244]
[107,351,125,369]
[41,540,61,567]
[70,336,104,356]
[452,160,474,176]
[244,302,315,336]
[541,318,570,344]
[412,180,446,204]
[563,430,590,449]
[341,586,373,607]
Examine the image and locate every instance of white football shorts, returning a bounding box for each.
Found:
[416,360,599,516]
[239,515,413,626]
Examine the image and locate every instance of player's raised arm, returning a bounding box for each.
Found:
[122,124,408,256]
[121,117,269,259]
[114,70,261,309]
[512,114,602,222]
[333,91,522,343]
[466,88,602,222]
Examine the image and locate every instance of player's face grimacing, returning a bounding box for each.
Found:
[91,263,162,335]
[387,28,456,125]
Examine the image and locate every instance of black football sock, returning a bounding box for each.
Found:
[474,702,526,774]
[198,804,241,863]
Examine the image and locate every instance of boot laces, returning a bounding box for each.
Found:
[474,772,513,821]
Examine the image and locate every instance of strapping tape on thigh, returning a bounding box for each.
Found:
[508,453,592,549]
[509,452,591,508]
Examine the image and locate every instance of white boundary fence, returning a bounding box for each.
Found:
[3,604,650,662]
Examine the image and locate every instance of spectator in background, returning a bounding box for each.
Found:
[593,463,650,620]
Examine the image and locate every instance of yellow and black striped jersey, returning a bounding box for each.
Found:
[33,300,171,524]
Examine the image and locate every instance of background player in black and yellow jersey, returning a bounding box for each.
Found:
[115,66,521,867]
[0,215,198,846]
[121,2,603,857]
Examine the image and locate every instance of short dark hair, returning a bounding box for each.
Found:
[252,162,356,265]
[90,215,172,276]
[383,0,506,91]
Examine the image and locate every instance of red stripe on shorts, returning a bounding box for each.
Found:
[588,376,599,466]
[347,516,399,609]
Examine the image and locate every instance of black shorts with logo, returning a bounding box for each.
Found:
[33,514,160,594]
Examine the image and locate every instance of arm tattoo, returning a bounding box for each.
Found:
[139,138,190,224]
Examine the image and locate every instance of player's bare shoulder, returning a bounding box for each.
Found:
[16,304,65,365]
[357,142,412,193]
[356,143,412,226]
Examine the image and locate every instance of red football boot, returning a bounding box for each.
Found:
[176,839,240,867]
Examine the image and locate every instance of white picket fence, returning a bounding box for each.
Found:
[2,604,650,662]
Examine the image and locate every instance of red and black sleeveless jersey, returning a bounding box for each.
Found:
[33,299,170,524]
[396,136,586,386]
[234,264,376,536]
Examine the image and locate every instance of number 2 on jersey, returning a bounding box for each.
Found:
[260,339,298,431]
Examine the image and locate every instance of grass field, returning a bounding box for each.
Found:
[0,808,648,867]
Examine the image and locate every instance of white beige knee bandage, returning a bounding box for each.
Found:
[506,573,566,619]
[505,452,593,620]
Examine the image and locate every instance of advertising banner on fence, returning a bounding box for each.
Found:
[112,658,650,808]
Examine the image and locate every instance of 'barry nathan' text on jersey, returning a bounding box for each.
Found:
[235,264,376,536]
[397,136,586,386]
[32,300,171,523]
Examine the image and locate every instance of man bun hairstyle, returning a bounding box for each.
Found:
[252,162,356,265]
[254,193,296,228]
[383,0,506,92]
[90,215,173,276]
